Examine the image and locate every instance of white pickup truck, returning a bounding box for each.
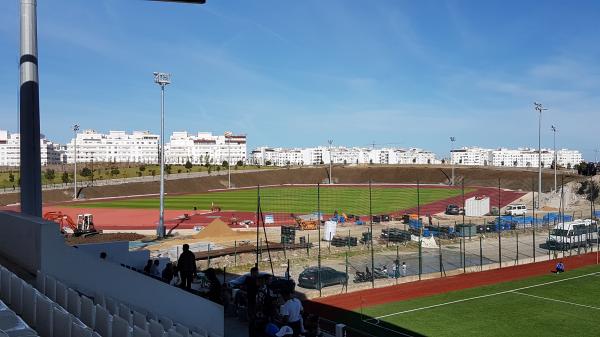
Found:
[546,219,598,250]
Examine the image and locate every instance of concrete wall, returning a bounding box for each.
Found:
[74,241,149,270]
[0,211,223,336]
[0,211,42,274]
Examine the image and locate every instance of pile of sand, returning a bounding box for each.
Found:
[194,219,254,239]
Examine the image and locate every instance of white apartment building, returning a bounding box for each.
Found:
[66,130,159,164]
[451,147,582,168]
[249,146,439,166]
[165,132,247,165]
[0,130,63,166]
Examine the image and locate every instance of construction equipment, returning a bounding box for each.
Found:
[42,211,98,237]
[294,218,318,230]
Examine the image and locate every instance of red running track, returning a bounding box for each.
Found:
[39,186,524,230]
[309,252,600,311]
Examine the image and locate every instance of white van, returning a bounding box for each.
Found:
[504,204,527,216]
[546,219,598,250]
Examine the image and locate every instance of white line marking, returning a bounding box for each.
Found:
[362,319,416,337]
[373,271,600,320]
[512,291,600,310]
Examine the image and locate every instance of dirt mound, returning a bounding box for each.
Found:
[194,219,254,239]
[66,232,146,245]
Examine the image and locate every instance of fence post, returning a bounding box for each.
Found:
[418,239,422,281]
[498,229,502,268]
[479,236,483,271]
[307,234,310,256]
[515,231,519,265]
[234,240,237,267]
[462,237,466,273]
[459,237,463,269]
[438,235,443,278]
[396,245,400,284]
[207,243,211,268]
[532,220,536,263]
[345,252,349,293]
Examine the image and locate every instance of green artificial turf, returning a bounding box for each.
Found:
[75,186,467,214]
[356,264,600,336]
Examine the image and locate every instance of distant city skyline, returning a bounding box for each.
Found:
[1,1,599,160]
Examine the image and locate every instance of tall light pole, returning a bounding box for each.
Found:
[328,139,333,184]
[551,125,557,193]
[19,0,42,216]
[225,131,232,188]
[154,72,171,238]
[72,124,79,199]
[450,137,456,186]
[534,102,547,208]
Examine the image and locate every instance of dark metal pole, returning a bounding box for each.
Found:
[417,178,422,280]
[256,185,260,266]
[19,0,42,216]
[498,178,501,268]
[369,180,375,288]
[318,183,322,296]
[532,176,536,262]
[479,236,483,270]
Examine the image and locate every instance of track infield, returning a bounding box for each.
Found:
[307,252,600,337]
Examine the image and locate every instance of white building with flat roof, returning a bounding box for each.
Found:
[165,131,247,165]
[451,147,582,168]
[249,145,439,166]
[0,130,64,166]
[65,130,159,164]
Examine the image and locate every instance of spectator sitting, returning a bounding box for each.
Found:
[279,290,303,337]
[151,259,161,277]
[170,265,180,286]
[143,259,153,274]
[204,268,223,305]
[162,262,174,284]
[554,261,565,274]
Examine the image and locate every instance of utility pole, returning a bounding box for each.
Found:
[154,72,171,238]
[72,124,79,199]
[450,137,456,186]
[225,131,232,188]
[551,125,557,193]
[534,102,547,208]
[328,139,333,184]
[19,0,42,216]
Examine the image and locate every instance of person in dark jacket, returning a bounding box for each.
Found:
[162,262,174,284]
[177,244,197,290]
[204,268,223,304]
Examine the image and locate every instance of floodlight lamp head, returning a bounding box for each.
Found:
[450,137,456,142]
[73,124,80,132]
[153,72,171,86]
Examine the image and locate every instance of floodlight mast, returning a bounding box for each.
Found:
[154,72,171,238]
[551,125,557,193]
[534,102,547,208]
[73,124,80,199]
[450,137,456,186]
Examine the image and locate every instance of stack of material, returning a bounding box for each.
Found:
[330,235,358,247]
[380,228,412,243]
[281,226,296,244]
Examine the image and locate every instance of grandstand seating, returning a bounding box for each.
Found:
[1,263,214,337]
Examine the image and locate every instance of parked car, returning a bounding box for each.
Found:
[445,204,461,215]
[298,267,348,290]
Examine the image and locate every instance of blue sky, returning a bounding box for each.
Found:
[1,0,599,160]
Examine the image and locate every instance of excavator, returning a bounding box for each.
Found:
[42,211,98,237]
[293,217,318,230]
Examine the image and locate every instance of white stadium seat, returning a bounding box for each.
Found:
[52,306,72,337]
[133,326,151,337]
[149,319,165,337]
[133,310,148,331]
[80,296,95,330]
[71,322,94,337]
[94,304,112,337]
[158,316,173,331]
[67,288,82,318]
[34,293,53,337]
[55,282,68,309]
[112,315,131,337]
[10,275,24,315]
[22,282,37,327]
[43,276,56,303]
[0,268,11,304]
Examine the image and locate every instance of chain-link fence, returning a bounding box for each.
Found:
[181,177,598,301]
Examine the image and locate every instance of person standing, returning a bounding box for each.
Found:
[162,262,174,284]
[279,290,303,337]
[401,261,407,277]
[177,244,197,290]
[245,267,260,337]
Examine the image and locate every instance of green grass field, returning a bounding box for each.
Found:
[76,186,467,214]
[357,264,600,336]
